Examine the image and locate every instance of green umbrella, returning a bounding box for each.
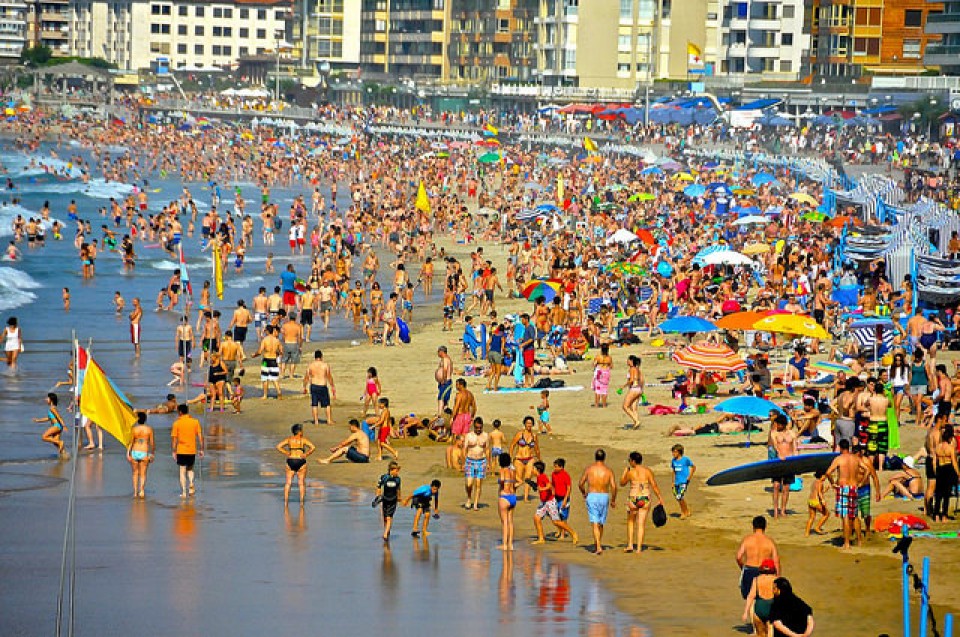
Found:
[478,152,501,164]
[629,193,655,202]
[594,202,619,211]
[801,211,829,222]
[608,184,627,192]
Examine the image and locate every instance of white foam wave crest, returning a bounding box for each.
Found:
[0,266,41,312]
[29,178,135,200]
[226,275,265,289]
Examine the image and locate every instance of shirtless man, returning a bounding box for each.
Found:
[833,377,859,449]
[864,378,891,468]
[227,299,253,354]
[299,288,317,343]
[854,443,881,541]
[317,419,370,464]
[129,297,143,358]
[578,448,617,555]
[267,286,283,320]
[735,516,780,601]
[462,418,490,510]
[252,287,269,339]
[303,349,336,426]
[219,331,244,380]
[279,313,303,379]
[770,414,798,518]
[254,325,283,399]
[923,403,949,515]
[126,412,155,498]
[435,345,453,415]
[318,280,335,329]
[145,393,177,415]
[824,439,862,549]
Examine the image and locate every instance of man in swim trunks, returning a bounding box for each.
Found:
[435,345,453,415]
[854,443,881,541]
[317,420,370,464]
[171,404,203,498]
[279,312,302,380]
[461,418,490,510]
[280,264,298,314]
[127,411,155,498]
[578,448,617,555]
[824,439,861,549]
[254,325,284,400]
[228,299,253,353]
[129,297,142,358]
[252,287,269,339]
[303,349,336,426]
[735,516,780,601]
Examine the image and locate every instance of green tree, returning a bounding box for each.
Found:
[20,45,52,66]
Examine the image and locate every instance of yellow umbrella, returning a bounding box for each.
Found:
[733,187,756,196]
[673,172,695,182]
[752,314,829,339]
[741,243,771,256]
[789,192,819,206]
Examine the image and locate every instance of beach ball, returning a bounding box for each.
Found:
[656,261,673,277]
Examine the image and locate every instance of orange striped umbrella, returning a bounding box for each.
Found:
[672,342,746,372]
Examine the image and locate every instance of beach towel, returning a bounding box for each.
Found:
[649,405,678,415]
[483,385,584,395]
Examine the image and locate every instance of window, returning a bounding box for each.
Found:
[213,7,222,17]
[781,33,793,45]
[239,27,248,37]
[618,34,630,49]
[257,9,266,19]
[240,8,248,18]
[736,2,747,18]
[195,26,204,36]
[782,5,794,18]
[212,45,221,55]
[275,10,285,19]
[498,18,509,32]
[620,0,632,19]
[224,8,232,18]
[239,46,248,55]
[780,60,792,72]
[194,44,203,54]
[178,5,186,16]
[177,24,186,35]
[637,0,654,20]
[223,45,231,55]
[223,27,231,37]
[150,23,169,34]
[177,43,186,53]
[904,10,922,27]
[902,39,921,57]
[564,0,577,17]
[150,4,170,15]
[195,7,203,17]
[257,28,266,39]
[213,26,221,36]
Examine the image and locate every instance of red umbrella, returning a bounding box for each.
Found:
[636,228,656,246]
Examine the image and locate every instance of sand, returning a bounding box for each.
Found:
[228,239,960,636]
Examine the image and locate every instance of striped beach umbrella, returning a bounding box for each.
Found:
[672,342,747,372]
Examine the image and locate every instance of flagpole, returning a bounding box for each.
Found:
[56,334,84,637]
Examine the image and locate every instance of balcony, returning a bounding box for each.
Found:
[747,45,779,56]
[749,17,781,29]
[726,16,749,29]
[925,12,960,34]
[40,29,67,38]
[924,43,960,64]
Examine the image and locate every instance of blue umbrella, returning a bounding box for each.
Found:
[640,166,663,176]
[849,318,893,329]
[535,203,559,213]
[714,396,785,419]
[708,183,731,196]
[751,173,777,187]
[733,205,762,217]
[684,184,707,198]
[657,316,718,334]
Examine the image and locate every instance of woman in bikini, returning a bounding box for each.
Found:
[592,343,613,408]
[276,424,316,506]
[126,411,155,498]
[509,416,540,502]
[34,392,65,455]
[621,355,645,429]
[932,425,959,523]
[369,282,384,328]
[207,352,229,412]
[619,451,663,553]
[497,452,517,551]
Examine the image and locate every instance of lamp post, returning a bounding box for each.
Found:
[929,98,937,139]
[274,30,285,101]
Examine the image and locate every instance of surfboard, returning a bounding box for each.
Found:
[705,453,838,486]
[397,317,411,344]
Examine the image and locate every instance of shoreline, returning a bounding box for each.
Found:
[220,236,960,634]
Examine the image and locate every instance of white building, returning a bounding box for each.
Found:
[70,0,292,72]
[0,0,27,61]
[714,0,809,80]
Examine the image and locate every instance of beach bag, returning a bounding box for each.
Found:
[397,317,411,344]
[549,379,565,389]
[652,503,667,527]
[534,378,552,389]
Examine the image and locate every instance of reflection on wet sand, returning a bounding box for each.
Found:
[204,423,239,478]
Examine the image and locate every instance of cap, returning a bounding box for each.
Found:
[760,559,777,573]
[504,314,517,323]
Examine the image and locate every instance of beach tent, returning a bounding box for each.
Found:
[606,228,639,245]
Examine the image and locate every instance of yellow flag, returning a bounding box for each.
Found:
[415,181,431,214]
[213,242,224,300]
[80,358,137,447]
[557,174,565,205]
[583,136,598,153]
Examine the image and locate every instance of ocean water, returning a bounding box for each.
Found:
[0,139,647,635]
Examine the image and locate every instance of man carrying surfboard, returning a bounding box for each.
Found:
[824,439,861,550]
[770,415,798,519]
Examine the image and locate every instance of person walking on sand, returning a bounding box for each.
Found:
[462,417,490,510]
[532,460,578,546]
[254,325,283,400]
[375,461,402,541]
[670,444,696,518]
[171,404,204,498]
[743,559,778,637]
[126,411,155,498]
[496,452,518,551]
[736,516,780,602]
[823,439,860,549]
[619,451,664,553]
[303,349,336,426]
[578,448,617,555]
[276,423,316,506]
[450,378,476,440]
[34,392,65,455]
[621,355,644,429]
[435,346,453,415]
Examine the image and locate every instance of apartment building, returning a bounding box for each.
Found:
[446,0,536,85]
[715,0,809,80]
[925,0,960,73]
[359,0,449,80]
[295,0,361,71]
[69,0,292,72]
[810,0,942,77]
[0,0,27,61]
[27,0,70,56]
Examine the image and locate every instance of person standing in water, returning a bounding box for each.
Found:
[4,316,22,368]
[496,452,517,551]
[126,411,155,498]
[129,298,142,358]
[171,404,204,498]
[34,392,65,455]
[276,424,316,506]
[579,448,617,555]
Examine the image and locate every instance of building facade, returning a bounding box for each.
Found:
[359,0,449,80]
[446,0,536,85]
[925,0,959,73]
[294,0,361,72]
[715,0,809,80]
[27,0,69,56]
[810,0,942,77]
[0,0,27,61]
[69,0,292,72]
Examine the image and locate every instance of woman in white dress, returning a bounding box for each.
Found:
[3,316,21,368]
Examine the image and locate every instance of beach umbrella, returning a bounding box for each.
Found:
[708,183,731,195]
[800,211,829,223]
[714,396,785,418]
[436,152,450,158]
[606,228,639,245]
[741,243,771,256]
[714,311,771,331]
[535,203,560,213]
[672,172,695,181]
[521,279,562,302]
[700,251,756,267]
[732,187,756,196]
[752,314,829,339]
[515,209,543,222]
[789,192,819,206]
[640,166,663,176]
[751,173,777,187]
[683,184,707,198]
[657,316,718,334]
[810,361,852,374]
[478,152,501,164]
[609,262,645,276]
[524,182,544,191]
[635,228,656,246]
[825,215,861,228]
[672,342,746,372]
[594,202,620,212]
[734,215,770,227]
[630,192,656,202]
